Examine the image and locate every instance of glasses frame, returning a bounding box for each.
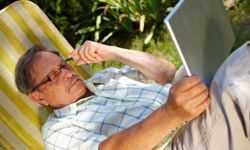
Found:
[31,58,73,93]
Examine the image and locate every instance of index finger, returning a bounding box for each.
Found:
[68,48,79,58]
[174,76,202,92]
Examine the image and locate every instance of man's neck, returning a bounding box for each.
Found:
[76,88,95,102]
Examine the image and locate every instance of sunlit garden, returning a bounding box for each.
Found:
[1,0,250,73]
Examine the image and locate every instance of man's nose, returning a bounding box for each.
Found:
[62,68,75,80]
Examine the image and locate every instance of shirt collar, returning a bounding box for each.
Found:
[54,96,95,117]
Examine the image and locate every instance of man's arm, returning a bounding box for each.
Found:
[69,41,210,149]
[69,40,176,84]
[98,76,210,150]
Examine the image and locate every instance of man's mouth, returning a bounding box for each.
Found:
[66,75,82,92]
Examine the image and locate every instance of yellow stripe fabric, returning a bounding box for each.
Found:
[0,75,43,129]
[0,105,43,150]
[0,32,20,63]
[21,1,69,56]
[0,18,25,55]
[10,2,55,50]
[0,45,45,132]
[0,134,14,150]
[0,0,93,149]
[7,5,42,45]
[0,54,48,124]
[0,90,44,147]
[0,120,30,150]
[0,46,15,74]
[20,1,90,79]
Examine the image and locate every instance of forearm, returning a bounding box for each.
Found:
[70,41,176,84]
[109,46,176,84]
[99,106,181,150]
[99,76,211,150]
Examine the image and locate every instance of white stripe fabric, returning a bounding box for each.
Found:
[0,90,43,145]
[11,3,57,49]
[0,120,29,150]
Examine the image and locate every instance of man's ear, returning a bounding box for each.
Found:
[28,91,49,106]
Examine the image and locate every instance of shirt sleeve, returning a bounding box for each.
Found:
[86,65,155,85]
[43,125,107,150]
[118,65,155,83]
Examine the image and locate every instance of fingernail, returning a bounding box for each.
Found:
[76,60,84,65]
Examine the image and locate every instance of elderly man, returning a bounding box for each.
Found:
[16,40,250,150]
[15,40,210,149]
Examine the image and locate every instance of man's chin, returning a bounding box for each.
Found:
[66,81,86,101]
[68,78,86,92]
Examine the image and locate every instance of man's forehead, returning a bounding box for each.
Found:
[30,51,62,81]
[33,51,62,65]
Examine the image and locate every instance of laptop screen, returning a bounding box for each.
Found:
[164,0,235,86]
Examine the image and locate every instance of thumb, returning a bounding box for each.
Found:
[76,59,86,65]
[68,48,79,58]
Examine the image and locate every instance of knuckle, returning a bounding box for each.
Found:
[190,109,198,116]
[200,92,207,100]
[182,104,189,111]
[175,97,183,106]
[200,83,207,91]
[84,41,92,48]
[191,76,201,82]
[180,77,198,88]
[183,104,192,113]
[169,87,179,98]
[169,87,175,96]
[85,40,91,44]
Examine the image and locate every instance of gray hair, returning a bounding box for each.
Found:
[15,45,60,94]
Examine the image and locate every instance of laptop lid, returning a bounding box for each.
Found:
[164,0,235,86]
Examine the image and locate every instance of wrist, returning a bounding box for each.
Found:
[161,105,183,126]
[109,45,126,62]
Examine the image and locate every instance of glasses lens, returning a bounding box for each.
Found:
[49,68,61,81]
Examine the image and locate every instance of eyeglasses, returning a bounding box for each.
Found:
[31,58,73,93]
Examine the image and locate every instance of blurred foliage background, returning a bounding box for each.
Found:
[0,0,250,73]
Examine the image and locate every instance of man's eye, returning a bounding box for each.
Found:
[60,64,67,69]
[49,70,59,80]
[47,76,52,81]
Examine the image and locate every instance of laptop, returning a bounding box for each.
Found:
[164,0,235,86]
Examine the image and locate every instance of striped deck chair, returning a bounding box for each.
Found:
[0,1,90,149]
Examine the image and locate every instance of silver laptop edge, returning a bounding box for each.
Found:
[164,0,191,76]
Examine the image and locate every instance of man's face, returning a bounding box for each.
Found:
[28,51,86,108]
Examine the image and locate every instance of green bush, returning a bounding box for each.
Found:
[28,0,178,48]
[227,0,250,50]
[1,0,249,73]
[1,0,249,50]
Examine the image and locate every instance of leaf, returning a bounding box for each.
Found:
[145,0,160,12]
[127,0,137,14]
[91,1,99,12]
[139,15,145,32]
[95,31,100,41]
[100,0,122,9]
[76,26,95,34]
[120,16,133,32]
[144,25,156,44]
[55,0,61,14]
[96,15,102,29]
[75,34,85,48]
[101,32,114,43]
